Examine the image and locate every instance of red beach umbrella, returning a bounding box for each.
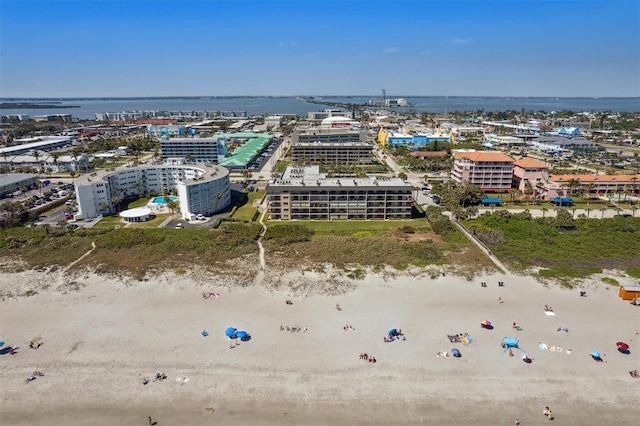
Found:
[616,342,629,351]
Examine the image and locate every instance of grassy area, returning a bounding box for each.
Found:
[0,223,262,280]
[262,219,495,275]
[127,197,151,209]
[265,219,429,235]
[232,190,265,221]
[601,277,619,286]
[462,212,640,278]
[273,160,290,173]
[126,214,171,228]
[626,267,640,279]
[94,215,125,228]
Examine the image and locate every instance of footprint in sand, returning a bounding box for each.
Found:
[68,341,83,354]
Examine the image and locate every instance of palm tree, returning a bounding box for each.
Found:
[99,202,109,213]
[166,200,178,214]
[50,152,61,172]
[585,207,592,218]
[542,207,548,218]
[112,195,123,212]
[32,151,42,176]
[600,207,607,219]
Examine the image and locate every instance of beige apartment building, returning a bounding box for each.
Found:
[290,142,374,165]
[266,166,413,220]
[451,151,515,191]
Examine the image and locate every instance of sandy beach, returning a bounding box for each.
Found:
[1,267,639,425]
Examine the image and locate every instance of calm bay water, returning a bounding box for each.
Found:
[1,96,638,120]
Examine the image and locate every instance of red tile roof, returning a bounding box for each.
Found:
[454,151,514,162]
[513,158,549,169]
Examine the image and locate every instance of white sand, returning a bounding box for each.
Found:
[1,268,639,425]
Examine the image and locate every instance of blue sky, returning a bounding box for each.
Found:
[1,0,638,97]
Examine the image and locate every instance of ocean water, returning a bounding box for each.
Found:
[1,96,638,120]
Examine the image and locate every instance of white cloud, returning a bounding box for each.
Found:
[451,38,475,44]
[383,47,399,54]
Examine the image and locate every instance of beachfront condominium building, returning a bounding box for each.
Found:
[291,142,374,165]
[266,166,413,220]
[539,174,640,199]
[451,151,515,191]
[512,157,549,192]
[159,137,228,163]
[75,164,230,219]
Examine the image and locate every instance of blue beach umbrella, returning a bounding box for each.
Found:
[0,341,4,348]
[225,327,237,338]
[590,351,601,358]
[236,331,248,339]
[388,329,398,336]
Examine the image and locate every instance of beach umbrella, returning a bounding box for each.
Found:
[225,327,237,338]
[590,351,601,358]
[388,328,398,336]
[481,320,492,326]
[236,331,248,339]
[0,341,4,348]
[616,342,629,351]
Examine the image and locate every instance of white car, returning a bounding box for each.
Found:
[175,223,183,229]
[196,214,206,221]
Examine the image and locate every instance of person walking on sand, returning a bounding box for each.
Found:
[498,296,503,303]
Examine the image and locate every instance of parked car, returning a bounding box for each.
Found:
[196,214,206,220]
[175,223,183,229]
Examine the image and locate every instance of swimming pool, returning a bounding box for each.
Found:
[151,196,178,204]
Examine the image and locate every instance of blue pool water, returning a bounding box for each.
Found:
[151,196,178,204]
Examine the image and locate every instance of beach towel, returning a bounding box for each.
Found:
[539,343,548,351]
[448,335,460,343]
[545,311,556,316]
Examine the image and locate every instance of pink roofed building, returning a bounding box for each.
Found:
[451,151,515,191]
[512,157,549,192]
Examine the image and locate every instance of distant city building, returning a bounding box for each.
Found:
[95,110,247,121]
[451,151,515,191]
[75,164,230,219]
[0,114,30,123]
[378,128,451,148]
[486,134,526,146]
[0,136,75,156]
[530,136,595,153]
[307,108,352,121]
[147,124,187,137]
[0,173,38,198]
[319,116,361,131]
[266,165,413,220]
[264,116,283,129]
[33,114,73,122]
[159,137,229,163]
[2,152,89,172]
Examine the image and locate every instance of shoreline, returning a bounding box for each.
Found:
[1,269,639,425]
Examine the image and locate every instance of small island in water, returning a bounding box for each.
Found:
[0,102,80,109]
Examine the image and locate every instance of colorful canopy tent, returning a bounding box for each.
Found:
[552,197,574,206]
[481,198,502,206]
